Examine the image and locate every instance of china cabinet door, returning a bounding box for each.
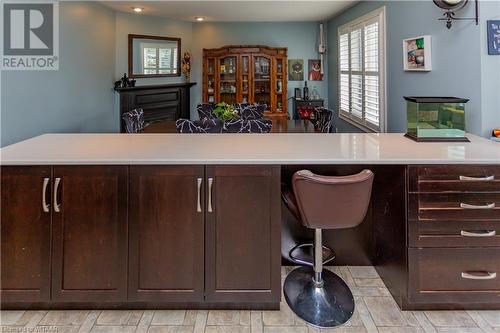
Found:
[205,57,216,104]
[240,55,251,104]
[252,55,272,109]
[219,56,238,105]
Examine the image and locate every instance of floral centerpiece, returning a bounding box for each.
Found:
[181,51,191,82]
[212,103,239,121]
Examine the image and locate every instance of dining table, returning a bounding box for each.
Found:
[142,119,318,133]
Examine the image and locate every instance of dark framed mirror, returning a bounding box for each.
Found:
[128,34,181,78]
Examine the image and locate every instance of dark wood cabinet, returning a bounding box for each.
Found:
[51,166,128,302]
[5,162,498,310]
[129,166,205,302]
[392,165,500,309]
[292,98,324,120]
[205,166,281,304]
[1,166,52,302]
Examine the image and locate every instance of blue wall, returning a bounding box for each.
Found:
[480,0,500,137]
[327,1,484,135]
[1,1,117,147]
[190,22,328,119]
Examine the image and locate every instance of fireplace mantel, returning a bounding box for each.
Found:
[115,82,196,132]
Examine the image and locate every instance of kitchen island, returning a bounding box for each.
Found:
[1,133,499,310]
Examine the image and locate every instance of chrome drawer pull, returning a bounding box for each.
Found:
[42,177,50,213]
[459,175,494,181]
[460,202,495,209]
[196,178,202,213]
[208,177,213,213]
[53,177,61,213]
[461,271,497,280]
[460,230,496,237]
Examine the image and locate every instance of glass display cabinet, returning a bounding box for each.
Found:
[404,96,469,142]
[203,45,288,117]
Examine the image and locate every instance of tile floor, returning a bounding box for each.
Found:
[1,266,499,333]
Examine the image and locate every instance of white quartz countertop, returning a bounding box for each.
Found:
[1,133,499,165]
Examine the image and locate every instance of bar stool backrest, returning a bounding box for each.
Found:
[292,169,374,229]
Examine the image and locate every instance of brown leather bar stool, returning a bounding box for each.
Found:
[283,169,374,328]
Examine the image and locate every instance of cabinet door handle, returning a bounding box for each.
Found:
[460,230,496,237]
[197,177,202,213]
[208,177,213,213]
[460,202,495,209]
[42,177,50,213]
[459,175,494,181]
[53,177,61,213]
[461,271,497,280]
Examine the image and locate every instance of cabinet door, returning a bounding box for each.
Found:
[1,166,52,302]
[205,166,281,303]
[51,166,128,302]
[219,56,238,105]
[129,166,204,302]
[252,55,272,108]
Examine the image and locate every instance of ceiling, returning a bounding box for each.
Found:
[100,1,359,22]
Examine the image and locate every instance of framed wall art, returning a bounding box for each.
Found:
[288,59,304,81]
[403,35,432,71]
[487,20,500,55]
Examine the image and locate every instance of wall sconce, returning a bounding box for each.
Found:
[433,0,478,29]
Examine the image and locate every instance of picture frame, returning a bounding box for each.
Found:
[288,59,304,81]
[308,59,323,81]
[487,20,500,55]
[403,35,432,71]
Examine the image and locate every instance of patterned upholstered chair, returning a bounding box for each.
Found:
[312,107,336,133]
[176,118,224,133]
[122,108,145,133]
[196,103,216,120]
[224,118,273,133]
[237,103,267,120]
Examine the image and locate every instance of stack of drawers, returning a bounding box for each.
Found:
[407,165,500,307]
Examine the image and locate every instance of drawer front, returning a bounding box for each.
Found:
[409,220,500,248]
[409,165,500,193]
[409,193,500,221]
[409,248,500,303]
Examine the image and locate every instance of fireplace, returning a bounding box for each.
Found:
[115,82,196,132]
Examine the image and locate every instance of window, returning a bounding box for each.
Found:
[141,43,178,75]
[338,7,386,132]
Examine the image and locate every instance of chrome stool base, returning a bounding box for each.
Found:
[283,266,354,328]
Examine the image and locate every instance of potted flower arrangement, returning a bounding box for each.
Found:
[181,51,191,82]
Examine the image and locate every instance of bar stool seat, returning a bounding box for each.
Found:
[283,169,374,328]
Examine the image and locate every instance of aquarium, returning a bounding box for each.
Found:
[404,96,469,142]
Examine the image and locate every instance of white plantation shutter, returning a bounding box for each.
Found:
[351,74,363,118]
[350,28,362,71]
[339,34,350,114]
[338,7,386,132]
